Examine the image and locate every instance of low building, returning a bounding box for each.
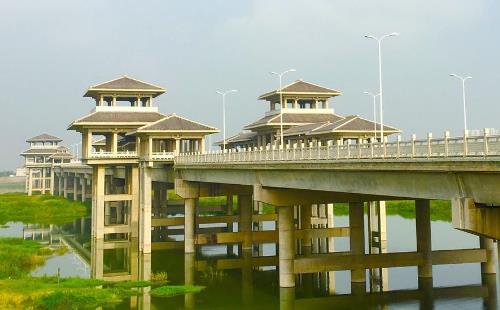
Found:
[20,134,72,195]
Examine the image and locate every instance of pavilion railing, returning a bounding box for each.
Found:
[175,130,500,164]
[89,150,138,159]
[150,151,175,161]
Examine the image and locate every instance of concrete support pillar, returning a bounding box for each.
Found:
[41,167,46,194]
[185,198,197,254]
[278,205,295,288]
[480,237,497,274]
[73,174,78,201]
[92,166,105,239]
[80,177,86,203]
[239,194,253,251]
[184,253,195,309]
[63,173,68,198]
[349,202,365,283]
[416,199,432,278]
[327,203,335,294]
[130,167,140,239]
[139,166,152,253]
[49,168,54,195]
[300,205,312,255]
[226,195,234,255]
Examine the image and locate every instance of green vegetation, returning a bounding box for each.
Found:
[0,237,205,309]
[330,200,452,222]
[0,193,88,225]
[150,285,205,298]
[0,238,54,278]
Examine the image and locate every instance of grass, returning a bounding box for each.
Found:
[150,285,205,298]
[330,200,452,222]
[0,238,58,278]
[0,193,88,225]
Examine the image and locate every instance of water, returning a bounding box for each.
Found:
[1,215,498,309]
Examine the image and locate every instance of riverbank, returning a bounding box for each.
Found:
[0,193,88,225]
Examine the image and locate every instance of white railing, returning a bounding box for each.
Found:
[175,131,500,164]
[150,151,175,161]
[89,150,138,159]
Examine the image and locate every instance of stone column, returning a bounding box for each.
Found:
[226,194,234,255]
[80,176,86,203]
[49,167,55,195]
[300,205,312,255]
[416,199,432,278]
[185,198,197,254]
[73,174,78,201]
[63,173,68,199]
[130,166,140,239]
[41,167,46,194]
[184,253,195,308]
[58,173,62,196]
[480,237,496,274]
[92,166,105,239]
[139,166,152,253]
[278,205,295,288]
[239,194,253,251]
[349,202,365,283]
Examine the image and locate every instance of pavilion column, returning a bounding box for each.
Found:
[200,138,206,154]
[49,167,55,195]
[92,166,105,239]
[278,205,295,288]
[80,176,86,203]
[130,166,140,239]
[175,139,181,155]
[73,174,78,201]
[239,194,253,251]
[63,173,68,198]
[27,168,33,196]
[480,237,496,274]
[300,205,312,255]
[57,173,62,196]
[184,198,197,254]
[349,202,365,283]
[41,168,46,194]
[139,165,152,253]
[416,199,432,278]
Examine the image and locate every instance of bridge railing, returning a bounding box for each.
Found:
[175,130,500,164]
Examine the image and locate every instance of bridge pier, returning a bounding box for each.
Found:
[349,202,366,283]
[184,198,197,254]
[300,205,312,255]
[416,199,433,279]
[239,194,253,251]
[278,205,296,288]
[480,237,497,274]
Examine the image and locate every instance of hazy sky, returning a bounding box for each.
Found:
[0,0,499,170]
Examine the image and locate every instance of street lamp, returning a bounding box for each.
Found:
[364,32,399,141]
[449,73,472,134]
[270,69,296,148]
[364,91,380,142]
[216,89,238,152]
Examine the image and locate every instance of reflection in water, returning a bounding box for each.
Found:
[54,216,500,309]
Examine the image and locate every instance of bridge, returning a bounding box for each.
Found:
[48,131,500,290]
[24,76,500,300]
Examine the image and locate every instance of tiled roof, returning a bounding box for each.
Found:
[215,132,257,145]
[258,80,341,100]
[244,113,344,129]
[283,122,331,136]
[88,76,164,91]
[70,111,166,126]
[20,148,59,155]
[136,114,219,132]
[312,116,400,134]
[26,134,62,142]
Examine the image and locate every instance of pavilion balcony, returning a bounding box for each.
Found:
[89,150,138,159]
[150,151,175,161]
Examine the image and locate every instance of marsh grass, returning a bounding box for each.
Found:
[0,193,88,225]
[150,285,205,298]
